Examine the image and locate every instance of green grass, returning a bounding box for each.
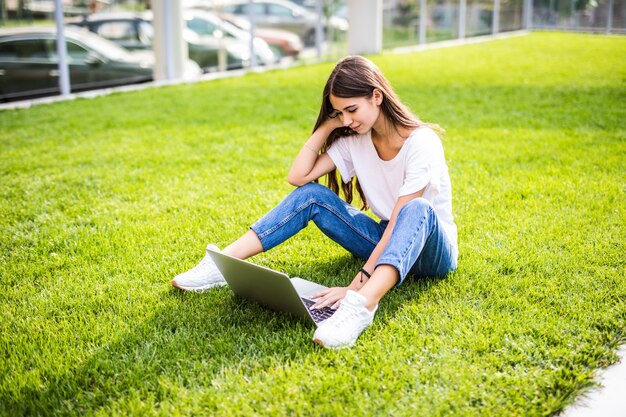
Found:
[1,31,625,416]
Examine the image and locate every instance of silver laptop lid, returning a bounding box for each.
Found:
[207,249,315,324]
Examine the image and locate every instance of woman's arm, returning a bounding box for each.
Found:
[287,119,343,187]
[312,188,425,309]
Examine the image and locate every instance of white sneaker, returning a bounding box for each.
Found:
[171,244,227,292]
[312,290,377,349]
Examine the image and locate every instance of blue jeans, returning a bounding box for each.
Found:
[250,183,457,285]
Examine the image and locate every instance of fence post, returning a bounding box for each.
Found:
[54,0,70,97]
[606,0,614,34]
[347,0,382,55]
[248,0,257,68]
[315,0,323,61]
[493,0,500,34]
[419,0,427,44]
[458,0,466,39]
[152,0,187,80]
[523,0,533,29]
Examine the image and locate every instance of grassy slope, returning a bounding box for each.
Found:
[0,32,624,416]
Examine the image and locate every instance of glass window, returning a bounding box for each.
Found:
[188,17,218,35]
[268,4,294,17]
[66,41,90,61]
[232,3,265,15]
[138,21,153,43]
[96,21,137,41]
[0,39,50,59]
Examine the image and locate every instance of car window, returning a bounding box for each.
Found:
[95,21,137,42]
[268,4,294,17]
[74,31,132,61]
[0,38,51,60]
[66,41,90,61]
[231,3,265,15]
[138,21,153,43]
[187,17,218,35]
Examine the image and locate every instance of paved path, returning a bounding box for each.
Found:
[559,345,626,417]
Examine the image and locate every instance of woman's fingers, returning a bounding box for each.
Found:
[311,287,347,309]
[314,295,338,309]
[311,288,331,299]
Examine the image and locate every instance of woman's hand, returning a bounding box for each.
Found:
[322,113,345,131]
[311,286,349,310]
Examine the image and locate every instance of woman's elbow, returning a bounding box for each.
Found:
[287,173,305,187]
[287,172,302,187]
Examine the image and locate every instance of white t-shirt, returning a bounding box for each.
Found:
[326,126,458,253]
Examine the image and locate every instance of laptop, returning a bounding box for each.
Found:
[207,248,337,326]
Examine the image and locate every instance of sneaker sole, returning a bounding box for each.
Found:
[312,337,354,350]
[171,280,227,292]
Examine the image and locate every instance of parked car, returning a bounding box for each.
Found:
[216,12,303,58]
[182,9,276,65]
[70,12,253,71]
[0,26,188,102]
[218,0,348,46]
[288,0,318,13]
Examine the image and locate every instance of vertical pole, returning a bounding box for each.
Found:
[493,0,500,34]
[606,0,614,34]
[315,0,323,61]
[152,0,187,80]
[150,0,189,81]
[346,0,382,55]
[217,8,226,71]
[458,0,466,39]
[523,0,533,29]
[54,0,70,97]
[163,0,173,79]
[0,1,6,25]
[248,0,257,68]
[419,0,427,44]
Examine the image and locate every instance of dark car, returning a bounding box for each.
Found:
[70,11,253,71]
[0,26,156,102]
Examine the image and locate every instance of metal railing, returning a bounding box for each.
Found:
[1,0,623,105]
[382,0,623,51]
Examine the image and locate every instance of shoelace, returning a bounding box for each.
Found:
[190,255,214,273]
[327,298,364,328]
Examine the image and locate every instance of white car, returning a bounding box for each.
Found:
[183,9,276,65]
[218,0,348,46]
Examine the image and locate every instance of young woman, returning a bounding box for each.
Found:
[172,56,458,349]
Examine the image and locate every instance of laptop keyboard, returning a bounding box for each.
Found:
[302,298,336,323]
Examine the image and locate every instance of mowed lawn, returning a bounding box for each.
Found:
[0,32,624,416]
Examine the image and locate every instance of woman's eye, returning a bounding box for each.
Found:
[348,109,357,113]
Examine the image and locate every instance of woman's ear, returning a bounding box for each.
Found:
[373,88,383,106]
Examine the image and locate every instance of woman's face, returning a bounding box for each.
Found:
[328,90,383,135]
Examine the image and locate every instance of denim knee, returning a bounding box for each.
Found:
[291,182,335,201]
[376,198,438,283]
[398,197,433,221]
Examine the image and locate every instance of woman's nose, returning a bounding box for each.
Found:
[342,114,352,126]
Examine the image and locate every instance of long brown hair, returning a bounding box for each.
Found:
[313,55,428,210]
